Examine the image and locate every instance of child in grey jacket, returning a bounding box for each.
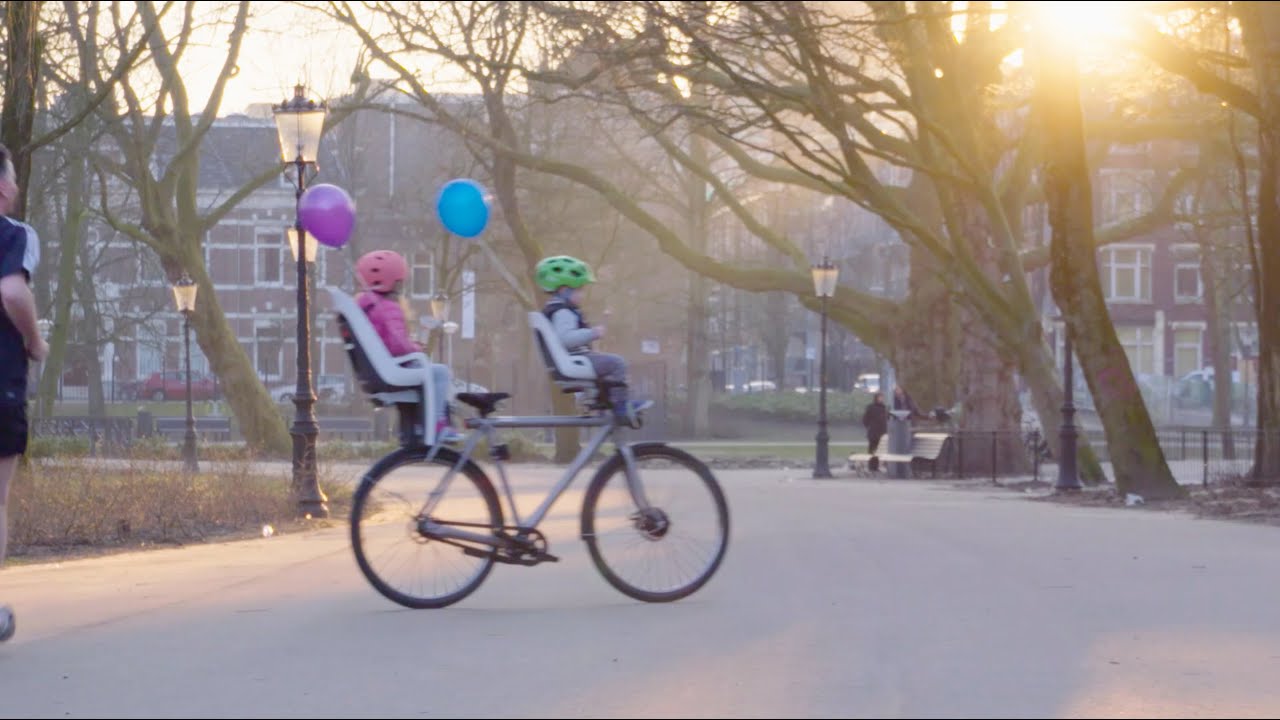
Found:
[535,255,650,427]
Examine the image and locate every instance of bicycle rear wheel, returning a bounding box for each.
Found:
[580,444,729,602]
[350,447,503,609]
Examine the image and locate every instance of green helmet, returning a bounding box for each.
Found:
[535,255,595,292]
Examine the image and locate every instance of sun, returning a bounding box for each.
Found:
[1036,1,1144,47]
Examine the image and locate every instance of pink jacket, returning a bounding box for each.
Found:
[358,291,421,357]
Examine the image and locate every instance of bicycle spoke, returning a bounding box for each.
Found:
[583,445,729,602]
[351,450,500,609]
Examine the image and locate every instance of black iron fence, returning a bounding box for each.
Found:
[925,427,1279,486]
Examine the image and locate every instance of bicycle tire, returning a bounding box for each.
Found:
[580,443,729,603]
[350,446,503,609]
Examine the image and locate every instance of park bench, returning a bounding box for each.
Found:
[318,416,375,441]
[848,432,952,477]
[152,416,234,442]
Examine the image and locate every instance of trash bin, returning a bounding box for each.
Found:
[888,409,912,479]
[136,408,153,438]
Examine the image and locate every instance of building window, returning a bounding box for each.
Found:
[1100,246,1152,302]
[255,325,283,381]
[254,228,283,285]
[256,246,281,284]
[1098,170,1152,223]
[411,252,434,297]
[1116,325,1154,375]
[1173,327,1203,378]
[137,318,167,377]
[1174,261,1202,301]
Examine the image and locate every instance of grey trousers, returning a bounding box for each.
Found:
[586,352,629,409]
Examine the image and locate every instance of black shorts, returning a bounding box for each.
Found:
[0,402,28,458]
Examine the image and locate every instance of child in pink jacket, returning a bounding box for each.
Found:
[355,250,458,443]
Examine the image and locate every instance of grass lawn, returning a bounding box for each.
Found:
[52,400,231,418]
[532,441,867,462]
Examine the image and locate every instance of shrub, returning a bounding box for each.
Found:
[10,458,353,556]
[711,390,870,423]
[26,436,92,459]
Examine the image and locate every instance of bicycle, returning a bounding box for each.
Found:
[349,392,731,609]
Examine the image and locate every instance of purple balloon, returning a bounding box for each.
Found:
[298,184,356,248]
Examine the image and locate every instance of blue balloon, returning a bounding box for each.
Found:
[436,179,490,238]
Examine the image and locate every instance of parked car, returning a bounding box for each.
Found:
[854,373,881,393]
[139,371,218,402]
[724,380,777,394]
[271,374,350,403]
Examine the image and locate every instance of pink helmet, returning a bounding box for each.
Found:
[355,250,409,293]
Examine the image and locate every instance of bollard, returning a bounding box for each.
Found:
[136,407,153,438]
[1202,430,1209,487]
[1031,429,1041,482]
[991,430,998,485]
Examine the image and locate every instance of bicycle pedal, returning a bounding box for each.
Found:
[462,546,493,559]
[537,551,560,563]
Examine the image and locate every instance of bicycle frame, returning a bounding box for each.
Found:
[418,413,649,549]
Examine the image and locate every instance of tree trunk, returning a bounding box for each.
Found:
[77,259,105,423]
[957,304,1027,474]
[896,247,957,411]
[0,0,42,220]
[177,255,290,455]
[683,127,712,437]
[1015,338,1107,484]
[38,209,79,417]
[949,193,1028,474]
[1038,32,1183,499]
[1240,2,1280,481]
[762,291,789,391]
[1201,235,1236,458]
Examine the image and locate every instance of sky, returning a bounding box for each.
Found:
[173,3,470,117]
[175,3,368,116]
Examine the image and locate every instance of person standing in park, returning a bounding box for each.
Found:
[861,391,889,471]
[893,384,927,421]
[0,143,48,643]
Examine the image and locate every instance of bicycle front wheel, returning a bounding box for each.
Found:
[580,444,729,603]
[350,447,503,609]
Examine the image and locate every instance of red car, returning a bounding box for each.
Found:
[139,371,218,401]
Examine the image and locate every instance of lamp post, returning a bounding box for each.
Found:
[35,318,51,418]
[811,256,839,479]
[1056,320,1082,492]
[172,274,199,473]
[430,292,450,363]
[274,84,329,519]
[443,321,459,368]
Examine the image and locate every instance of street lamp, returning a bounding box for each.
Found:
[35,319,52,418]
[285,227,318,263]
[274,84,329,519]
[430,292,450,363]
[811,256,839,479]
[1056,319,1082,491]
[443,320,459,368]
[171,273,199,473]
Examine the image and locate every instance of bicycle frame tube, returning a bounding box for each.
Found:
[617,443,654,510]
[492,422,616,529]
[418,412,640,543]
[466,414,615,429]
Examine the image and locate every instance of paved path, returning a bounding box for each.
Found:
[2,468,1279,718]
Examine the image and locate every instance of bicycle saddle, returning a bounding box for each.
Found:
[457,392,511,417]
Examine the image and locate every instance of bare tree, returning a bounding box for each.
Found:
[1132,2,1280,481]
[75,1,291,453]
